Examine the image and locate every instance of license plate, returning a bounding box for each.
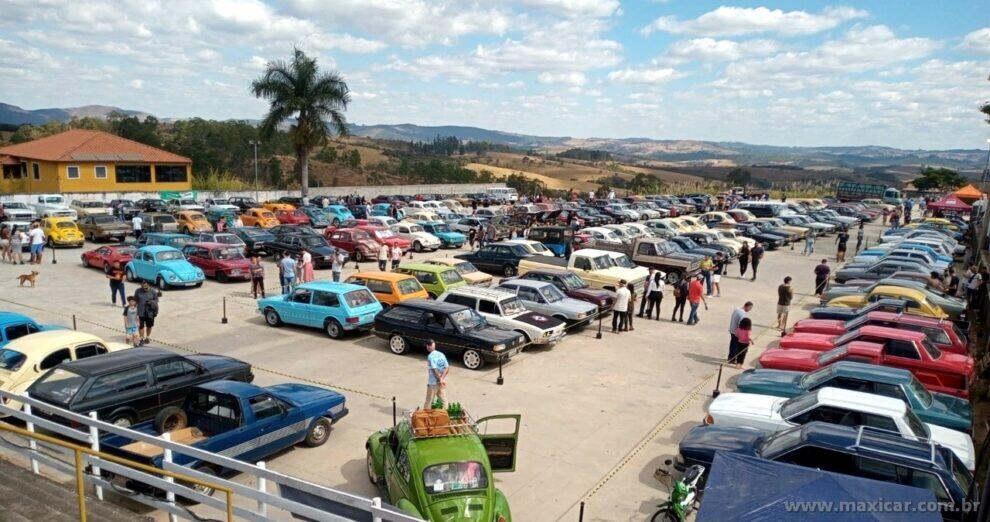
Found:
[230,270,242,276]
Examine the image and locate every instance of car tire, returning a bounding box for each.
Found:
[157,276,168,291]
[388,334,409,355]
[102,262,112,275]
[665,271,682,285]
[354,251,364,262]
[264,308,281,326]
[503,264,516,277]
[413,241,422,253]
[46,237,54,248]
[125,268,137,283]
[366,448,379,485]
[462,349,484,370]
[216,271,228,283]
[303,417,332,447]
[109,412,136,428]
[154,406,188,435]
[325,319,343,339]
[87,232,95,241]
[178,465,217,502]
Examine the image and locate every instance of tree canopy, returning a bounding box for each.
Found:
[912,166,966,191]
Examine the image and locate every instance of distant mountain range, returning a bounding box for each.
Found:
[1,102,984,170]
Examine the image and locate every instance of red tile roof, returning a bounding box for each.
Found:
[0,129,190,163]
[0,155,18,165]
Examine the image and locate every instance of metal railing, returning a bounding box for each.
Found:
[0,389,422,522]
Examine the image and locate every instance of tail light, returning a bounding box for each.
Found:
[346,317,360,324]
[703,414,714,425]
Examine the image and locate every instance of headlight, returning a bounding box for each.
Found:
[543,331,551,338]
[493,343,505,352]
[167,273,178,281]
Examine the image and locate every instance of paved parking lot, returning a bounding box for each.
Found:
[0,227,869,521]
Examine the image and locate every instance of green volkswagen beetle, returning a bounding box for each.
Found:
[366,411,520,521]
[395,262,468,298]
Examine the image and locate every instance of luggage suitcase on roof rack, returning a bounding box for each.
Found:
[411,409,451,436]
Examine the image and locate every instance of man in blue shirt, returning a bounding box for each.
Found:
[424,339,449,410]
[278,252,297,295]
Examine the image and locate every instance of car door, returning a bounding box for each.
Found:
[517,286,547,315]
[475,414,521,472]
[284,287,314,326]
[242,393,306,461]
[151,358,203,408]
[472,246,497,271]
[424,311,459,351]
[78,365,155,422]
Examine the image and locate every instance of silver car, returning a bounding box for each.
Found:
[497,279,598,327]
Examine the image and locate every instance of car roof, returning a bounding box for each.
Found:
[296,281,366,293]
[197,380,262,397]
[447,285,515,300]
[854,324,927,341]
[143,233,187,238]
[0,311,35,326]
[825,361,913,384]
[139,245,181,253]
[425,257,466,266]
[870,286,928,301]
[795,422,950,468]
[58,346,176,375]
[185,242,232,250]
[864,311,941,327]
[5,330,107,353]
[810,387,907,416]
[397,262,451,273]
[393,299,466,313]
[499,278,550,290]
[348,271,412,282]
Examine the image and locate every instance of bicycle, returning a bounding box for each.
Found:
[650,460,705,522]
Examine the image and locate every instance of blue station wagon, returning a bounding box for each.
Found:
[0,312,63,348]
[258,281,382,339]
[125,245,205,290]
[418,221,466,248]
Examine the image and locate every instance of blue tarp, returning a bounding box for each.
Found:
[696,452,941,522]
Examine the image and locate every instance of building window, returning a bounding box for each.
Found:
[94,165,108,179]
[155,165,188,183]
[67,166,80,179]
[115,164,152,183]
[32,163,40,180]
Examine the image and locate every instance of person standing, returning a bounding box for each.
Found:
[301,249,314,282]
[645,271,665,319]
[250,256,266,298]
[0,224,10,264]
[965,265,982,305]
[107,262,126,306]
[671,277,689,322]
[331,250,346,282]
[835,230,849,262]
[729,318,753,368]
[134,280,159,345]
[712,252,725,297]
[855,223,864,253]
[612,280,630,332]
[803,232,815,255]
[131,213,143,239]
[625,282,636,332]
[278,252,297,294]
[27,222,45,264]
[728,302,753,360]
[391,244,402,270]
[637,268,655,317]
[468,226,477,250]
[749,243,764,281]
[738,242,750,277]
[814,259,831,297]
[700,256,714,296]
[946,267,960,297]
[377,243,389,271]
[686,275,707,325]
[775,277,793,332]
[122,296,140,346]
[424,340,449,410]
[10,226,25,265]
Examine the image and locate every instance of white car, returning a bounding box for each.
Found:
[617,222,656,239]
[440,199,467,214]
[367,216,398,228]
[691,229,742,254]
[437,286,566,346]
[474,208,502,219]
[603,224,641,242]
[712,228,755,249]
[706,388,975,471]
[390,222,441,252]
[605,203,640,221]
[70,200,112,217]
[579,226,627,245]
[30,194,76,220]
[0,201,37,221]
[404,210,444,223]
[629,202,666,220]
[501,239,554,257]
[167,198,205,212]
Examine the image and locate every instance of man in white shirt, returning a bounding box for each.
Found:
[131,214,143,239]
[390,244,402,270]
[611,279,630,333]
[27,223,45,264]
[378,243,389,271]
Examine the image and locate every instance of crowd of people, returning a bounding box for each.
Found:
[0,222,47,265]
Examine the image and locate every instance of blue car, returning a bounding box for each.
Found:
[135,232,195,249]
[0,312,63,348]
[371,203,392,217]
[324,205,355,226]
[297,206,331,228]
[258,281,382,339]
[125,245,205,290]
[856,243,953,265]
[418,220,465,248]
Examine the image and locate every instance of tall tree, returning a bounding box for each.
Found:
[251,48,350,196]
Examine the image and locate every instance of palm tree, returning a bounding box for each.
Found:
[251,48,350,196]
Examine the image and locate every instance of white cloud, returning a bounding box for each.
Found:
[518,0,620,18]
[959,28,990,54]
[665,38,779,62]
[128,79,144,89]
[537,71,586,86]
[642,6,867,37]
[473,19,622,73]
[607,67,682,85]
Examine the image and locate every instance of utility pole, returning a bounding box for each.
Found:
[249,140,260,201]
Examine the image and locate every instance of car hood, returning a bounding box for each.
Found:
[425,495,493,522]
[779,332,838,351]
[465,326,525,345]
[928,424,976,471]
[758,348,819,371]
[558,298,599,315]
[735,369,805,397]
[216,258,251,270]
[570,287,614,302]
[435,231,466,241]
[267,383,343,407]
[515,311,566,330]
[927,393,973,430]
[709,393,785,424]
[159,260,202,278]
[792,318,847,335]
[678,424,764,465]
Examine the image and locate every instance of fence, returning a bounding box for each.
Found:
[0,389,422,522]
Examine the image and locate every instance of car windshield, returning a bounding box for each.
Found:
[559,272,587,289]
[3,202,27,209]
[758,427,802,457]
[817,346,848,365]
[453,262,478,275]
[590,255,612,270]
[540,285,566,303]
[920,339,942,359]
[396,278,424,295]
[608,229,629,239]
[798,366,835,388]
[431,224,452,233]
[905,410,930,438]
[344,289,377,308]
[679,238,700,249]
[0,348,27,372]
[31,368,86,404]
[450,308,485,330]
[779,393,819,419]
[214,234,243,245]
[407,225,425,233]
[156,250,185,262]
[907,377,934,409]
[56,222,77,229]
[500,297,527,315]
[92,216,118,224]
[440,270,464,285]
[528,242,547,252]
[214,247,245,260]
[612,255,636,268]
[422,459,489,492]
[300,236,329,247]
[374,230,396,239]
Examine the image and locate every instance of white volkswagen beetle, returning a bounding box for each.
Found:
[390,222,441,252]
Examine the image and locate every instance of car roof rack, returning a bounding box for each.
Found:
[405,410,479,439]
[850,426,937,466]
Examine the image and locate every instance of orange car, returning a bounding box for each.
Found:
[241,208,280,228]
[175,210,213,234]
[345,271,429,308]
[262,202,295,213]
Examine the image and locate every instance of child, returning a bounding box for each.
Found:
[122,296,140,346]
[730,317,753,368]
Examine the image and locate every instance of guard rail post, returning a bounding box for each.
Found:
[222,297,229,324]
[88,412,103,500]
[23,391,40,475]
[372,497,383,522]
[257,461,268,518]
[496,357,504,385]
[162,433,179,522]
[74,448,86,522]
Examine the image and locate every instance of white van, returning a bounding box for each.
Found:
[486,187,519,203]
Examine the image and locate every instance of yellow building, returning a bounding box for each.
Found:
[0,129,192,194]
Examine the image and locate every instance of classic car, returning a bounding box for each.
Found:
[354,225,411,252]
[28,346,253,427]
[809,298,911,321]
[226,197,259,212]
[728,223,784,249]
[513,268,615,312]
[823,279,966,318]
[736,362,972,433]
[526,226,576,257]
[449,216,488,234]
[165,198,204,212]
[681,231,738,257]
[455,243,533,277]
[136,212,179,233]
[229,226,275,255]
[675,422,974,520]
[100,380,347,490]
[705,388,974,470]
[780,214,835,235]
[326,227,380,262]
[274,208,312,226]
[345,272,429,308]
[667,235,720,260]
[77,215,130,242]
[265,233,336,268]
[324,205,355,226]
[423,258,493,286]
[395,262,468,297]
[832,259,930,285]
[438,286,566,346]
[791,312,967,355]
[135,232,195,249]
[502,239,555,257]
[175,211,213,234]
[517,249,647,293]
[41,217,84,247]
[268,224,319,237]
[0,312,63,348]
[277,196,306,207]
[417,221,465,248]
[0,201,37,221]
[780,324,951,353]
[757,336,975,399]
[852,249,949,271]
[80,244,137,272]
[753,217,809,239]
[262,202,295,213]
[108,199,141,219]
[855,244,953,265]
[825,286,952,319]
[366,408,518,521]
[0,330,130,414]
[240,208,280,228]
[204,207,239,227]
[258,282,382,339]
[191,231,247,251]
[297,205,331,228]
[391,222,441,252]
[181,242,251,282]
[70,199,111,217]
[125,245,205,290]
[372,300,526,369]
[497,279,598,327]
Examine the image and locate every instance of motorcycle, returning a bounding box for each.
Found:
[651,461,705,522]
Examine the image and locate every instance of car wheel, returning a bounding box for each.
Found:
[46,237,54,248]
[388,334,409,355]
[87,232,95,241]
[303,418,332,447]
[332,218,340,226]
[216,271,228,283]
[665,271,682,285]
[354,251,364,262]
[413,241,422,252]
[462,349,484,370]
[125,268,137,283]
[156,276,168,291]
[154,406,188,435]
[503,264,516,277]
[110,413,135,428]
[325,319,343,339]
[366,448,379,485]
[264,308,281,326]
[178,465,217,501]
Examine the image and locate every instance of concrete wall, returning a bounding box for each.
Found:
[0,183,507,204]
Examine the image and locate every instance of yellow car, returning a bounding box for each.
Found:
[241,208,280,228]
[41,217,84,247]
[262,202,296,213]
[825,285,948,319]
[906,218,959,232]
[175,210,213,234]
[674,216,707,232]
[0,330,131,414]
[424,257,494,286]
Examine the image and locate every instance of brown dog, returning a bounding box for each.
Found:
[17,271,39,287]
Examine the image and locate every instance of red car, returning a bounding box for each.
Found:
[180,242,251,282]
[759,331,975,399]
[274,209,312,225]
[326,227,380,261]
[353,225,410,251]
[80,244,136,272]
[791,312,968,355]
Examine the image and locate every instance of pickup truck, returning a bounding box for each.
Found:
[578,236,703,284]
[517,248,648,292]
[30,194,77,220]
[100,380,347,494]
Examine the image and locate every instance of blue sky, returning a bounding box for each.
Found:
[0,0,988,149]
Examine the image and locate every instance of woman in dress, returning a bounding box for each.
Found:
[301,249,315,282]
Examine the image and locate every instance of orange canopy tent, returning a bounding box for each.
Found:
[952,184,983,203]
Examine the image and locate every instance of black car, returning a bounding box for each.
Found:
[348,205,369,219]
[307,195,337,207]
[135,198,168,213]
[577,209,611,226]
[227,197,260,212]
[681,232,735,258]
[108,199,140,220]
[27,347,253,428]
[809,298,910,321]
[455,243,533,277]
[268,224,318,237]
[668,236,719,259]
[278,196,306,207]
[372,299,526,370]
[832,259,929,284]
[229,226,275,255]
[676,422,974,521]
[266,233,336,267]
[808,212,849,230]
